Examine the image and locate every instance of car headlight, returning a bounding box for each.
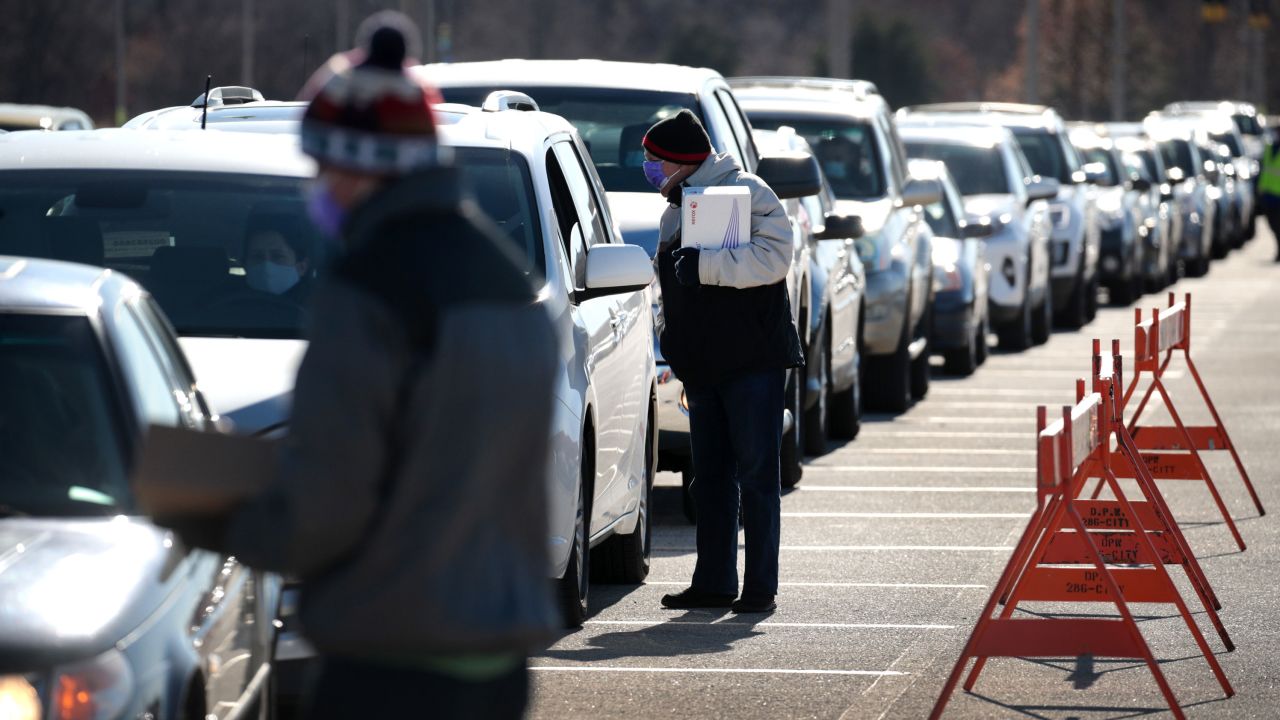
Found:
[50,649,134,720]
[1049,204,1070,229]
[0,676,41,720]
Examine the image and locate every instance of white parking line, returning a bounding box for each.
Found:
[842,448,1034,455]
[643,581,988,589]
[804,466,1031,473]
[854,430,1027,439]
[584,620,955,630]
[899,416,1035,424]
[794,485,1034,493]
[780,511,1029,519]
[530,667,908,677]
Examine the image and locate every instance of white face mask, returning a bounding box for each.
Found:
[246,261,301,295]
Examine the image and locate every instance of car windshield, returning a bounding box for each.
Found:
[1012,129,1073,183]
[905,141,1010,196]
[749,116,886,200]
[1080,147,1120,186]
[0,157,542,339]
[1160,140,1196,176]
[0,313,130,517]
[1234,114,1262,137]
[438,86,701,193]
[1210,132,1244,157]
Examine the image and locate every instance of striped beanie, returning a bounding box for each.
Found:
[643,109,713,165]
[299,11,443,175]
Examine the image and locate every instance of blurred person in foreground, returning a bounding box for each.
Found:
[162,11,559,719]
[645,110,803,614]
[1259,127,1280,260]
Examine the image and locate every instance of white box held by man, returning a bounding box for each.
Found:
[681,185,751,250]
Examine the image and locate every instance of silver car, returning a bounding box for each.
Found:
[1145,117,1218,277]
[899,122,1055,351]
[734,77,941,414]
[1070,125,1150,305]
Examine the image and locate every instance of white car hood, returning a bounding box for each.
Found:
[962,194,1018,219]
[607,191,669,255]
[179,336,307,434]
[832,197,893,237]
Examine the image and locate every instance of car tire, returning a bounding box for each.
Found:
[802,330,829,457]
[1031,280,1052,346]
[1059,265,1089,329]
[867,318,913,412]
[943,313,979,377]
[1186,254,1210,278]
[997,290,1033,351]
[781,370,804,487]
[910,308,930,400]
[557,450,591,627]
[1085,273,1099,321]
[975,312,989,366]
[828,321,862,441]
[594,403,654,583]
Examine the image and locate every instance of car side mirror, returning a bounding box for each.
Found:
[814,212,863,240]
[1025,175,1060,204]
[961,221,994,239]
[900,178,942,207]
[756,152,822,200]
[580,244,653,302]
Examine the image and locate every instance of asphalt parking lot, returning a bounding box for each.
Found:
[527,230,1280,719]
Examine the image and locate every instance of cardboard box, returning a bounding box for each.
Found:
[681,185,751,250]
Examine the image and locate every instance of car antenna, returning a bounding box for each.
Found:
[201,75,212,130]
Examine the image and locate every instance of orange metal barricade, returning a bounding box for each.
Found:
[1102,293,1262,551]
[929,345,1233,720]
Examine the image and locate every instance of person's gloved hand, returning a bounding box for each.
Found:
[673,246,701,287]
[666,184,684,208]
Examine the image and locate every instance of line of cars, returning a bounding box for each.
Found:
[0,65,1266,718]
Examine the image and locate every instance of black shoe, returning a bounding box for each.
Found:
[731,595,777,614]
[660,587,736,609]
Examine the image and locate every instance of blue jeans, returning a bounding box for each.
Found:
[685,368,785,598]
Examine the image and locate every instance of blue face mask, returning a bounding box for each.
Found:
[643,160,669,191]
[246,261,301,295]
[305,180,347,239]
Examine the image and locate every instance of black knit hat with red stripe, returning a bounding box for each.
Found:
[643,109,713,165]
[299,11,443,175]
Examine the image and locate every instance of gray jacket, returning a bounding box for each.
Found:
[224,168,559,658]
[658,152,794,288]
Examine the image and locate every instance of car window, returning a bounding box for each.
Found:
[553,141,609,249]
[750,115,886,201]
[701,94,744,168]
[715,89,758,169]
[1136,149,1162,181]
[0,313,131,516]
[455,147,546,274]
[881,115,911,191]
[1012,129,1073,183]
[904,141,1010,197]
[112,301,183,429]
[438,86,701,193]
[1210,131,1244,157]
[545,148,588,289]
[922,193,961,238]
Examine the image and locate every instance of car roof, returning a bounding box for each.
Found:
[0,255,139,314]
[433,103,579,156]
[1165,100,1257,116]
[899,103,1063,131]
[897,122,1012,148]
[420,59,724,93]
[125,101,306,131]
[733,86,886,122]
[0,129,315,176]
[0,103,94,128]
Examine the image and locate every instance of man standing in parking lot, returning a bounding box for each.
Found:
[163,12,558,719]
[1259,129,1280,260]
[645,109,803,614]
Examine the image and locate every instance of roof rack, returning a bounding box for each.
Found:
[482,90,539,113]
[191,86,265,108]
[728,76,880,100]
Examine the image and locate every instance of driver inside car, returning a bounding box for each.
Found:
[244,213,313,303]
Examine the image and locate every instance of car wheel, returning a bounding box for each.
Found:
[974,312,989,365]
[557,451,591,627]
[910,308,930,400]
[828,340,862,440]
[781,369,804,488]
[867,317,913,412]
[803,328,830,456]
[998,286,1033,351]
[594,403,654,583]
[1186,254,1210,278]
[944,311,979,376]
[1059,263,1089,329]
